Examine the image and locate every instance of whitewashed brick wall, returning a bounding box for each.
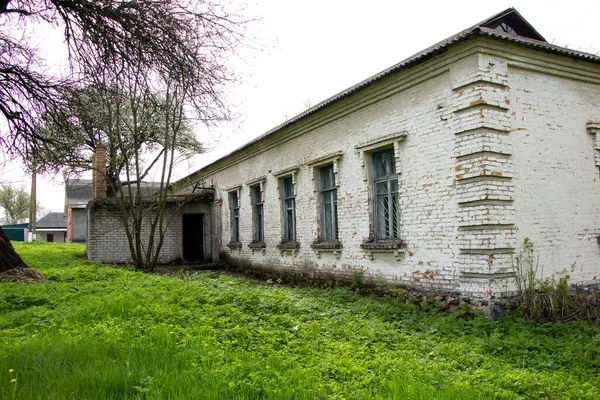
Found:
[510,66,600,285]
[179,37,600,300]
[87,201,212,264]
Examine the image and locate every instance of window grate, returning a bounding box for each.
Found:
[282,177,296,241]
[320,164,338,241]
[252,186,264,242]
[230,191,240,242]
[372,149,400,240]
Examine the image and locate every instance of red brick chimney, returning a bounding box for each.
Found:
[92,144,107,199]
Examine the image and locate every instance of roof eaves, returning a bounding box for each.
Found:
[474,26,600,63]
[182,8,599,185]
[183,28,477,184]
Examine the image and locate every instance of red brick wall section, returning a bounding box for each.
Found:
[66,207,72,243]
[92,145,107,199]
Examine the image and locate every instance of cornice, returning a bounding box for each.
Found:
[474,37,600,84]
[188,42,481,180]
[185,36,599,183]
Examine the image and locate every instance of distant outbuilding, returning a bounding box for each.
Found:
[36,212,67,243]
[65,179,93,242]
[0,223,28,242]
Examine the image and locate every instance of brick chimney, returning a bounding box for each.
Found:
[91,144,107,199]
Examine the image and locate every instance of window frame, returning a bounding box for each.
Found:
[371,148,400,241]
[282,176,296,242]
[355,131,406,245]
[307,151,343,246]
[251,184,264,243]
[319,163,338,241]
[228,189,241,243]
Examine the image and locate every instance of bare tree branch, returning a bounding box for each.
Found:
[0,0,249,272]
[1,0,247,169]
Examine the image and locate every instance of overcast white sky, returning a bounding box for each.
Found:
[1,0,599,215]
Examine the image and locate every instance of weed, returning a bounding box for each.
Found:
[351,268,365,292]
[1,242,599,399]
[514,238,600,323]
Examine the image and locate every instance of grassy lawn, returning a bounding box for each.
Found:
[1,242,599,399]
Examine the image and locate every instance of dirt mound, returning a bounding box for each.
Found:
[0,267,45,283]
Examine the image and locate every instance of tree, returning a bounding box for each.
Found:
[0,185,31,224]
[103,79,198,270]
[38,83,204,196]
[50,77,204,270]
[1,0,244,163]
[0,0,247,274]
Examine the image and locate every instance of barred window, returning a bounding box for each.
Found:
[320,164,338,241]
[282,176,296,241]
[229,190,240,242]
[372,149,400,240]
[252,185,264,242]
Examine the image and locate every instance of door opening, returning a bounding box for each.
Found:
[182,214,204,262]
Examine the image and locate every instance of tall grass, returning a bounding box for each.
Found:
[1,242,599,399]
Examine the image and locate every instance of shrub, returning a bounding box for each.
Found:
[514,238,599,323]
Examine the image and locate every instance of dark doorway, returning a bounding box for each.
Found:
[182,214,204,262]
[47,234,54,242]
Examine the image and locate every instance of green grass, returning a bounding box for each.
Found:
[1,242,599,399]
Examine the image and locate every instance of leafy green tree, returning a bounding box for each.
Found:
[0,185,30,224]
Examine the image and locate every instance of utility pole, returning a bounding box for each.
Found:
[28,171,36,242]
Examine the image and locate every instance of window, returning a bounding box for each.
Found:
[372,149,400,240]
[229,190,240,242]
[282,176,296,241]
[495,22,517,35]
[252,185,264,242]
[320,164,338,241]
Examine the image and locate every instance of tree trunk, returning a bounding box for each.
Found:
[0,227,45,282]
[0,226,28,271]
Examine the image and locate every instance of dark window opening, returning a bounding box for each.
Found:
[496,22,517,34]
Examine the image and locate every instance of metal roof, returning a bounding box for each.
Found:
[65,179,93,208]
[184,7,600,182]
[65,178,164,207]
[36,212,67,229]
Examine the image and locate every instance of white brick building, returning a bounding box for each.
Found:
[86,196,213,264]
[89,8,600,303]
[174,8,600,300]
[85,145,216,264]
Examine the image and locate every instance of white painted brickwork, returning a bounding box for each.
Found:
[87,202,212,264]
[510,65,600,286]
[177,37,600,300]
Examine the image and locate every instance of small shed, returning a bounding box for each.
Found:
[36,212,67,243]
[0,223,29,241]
